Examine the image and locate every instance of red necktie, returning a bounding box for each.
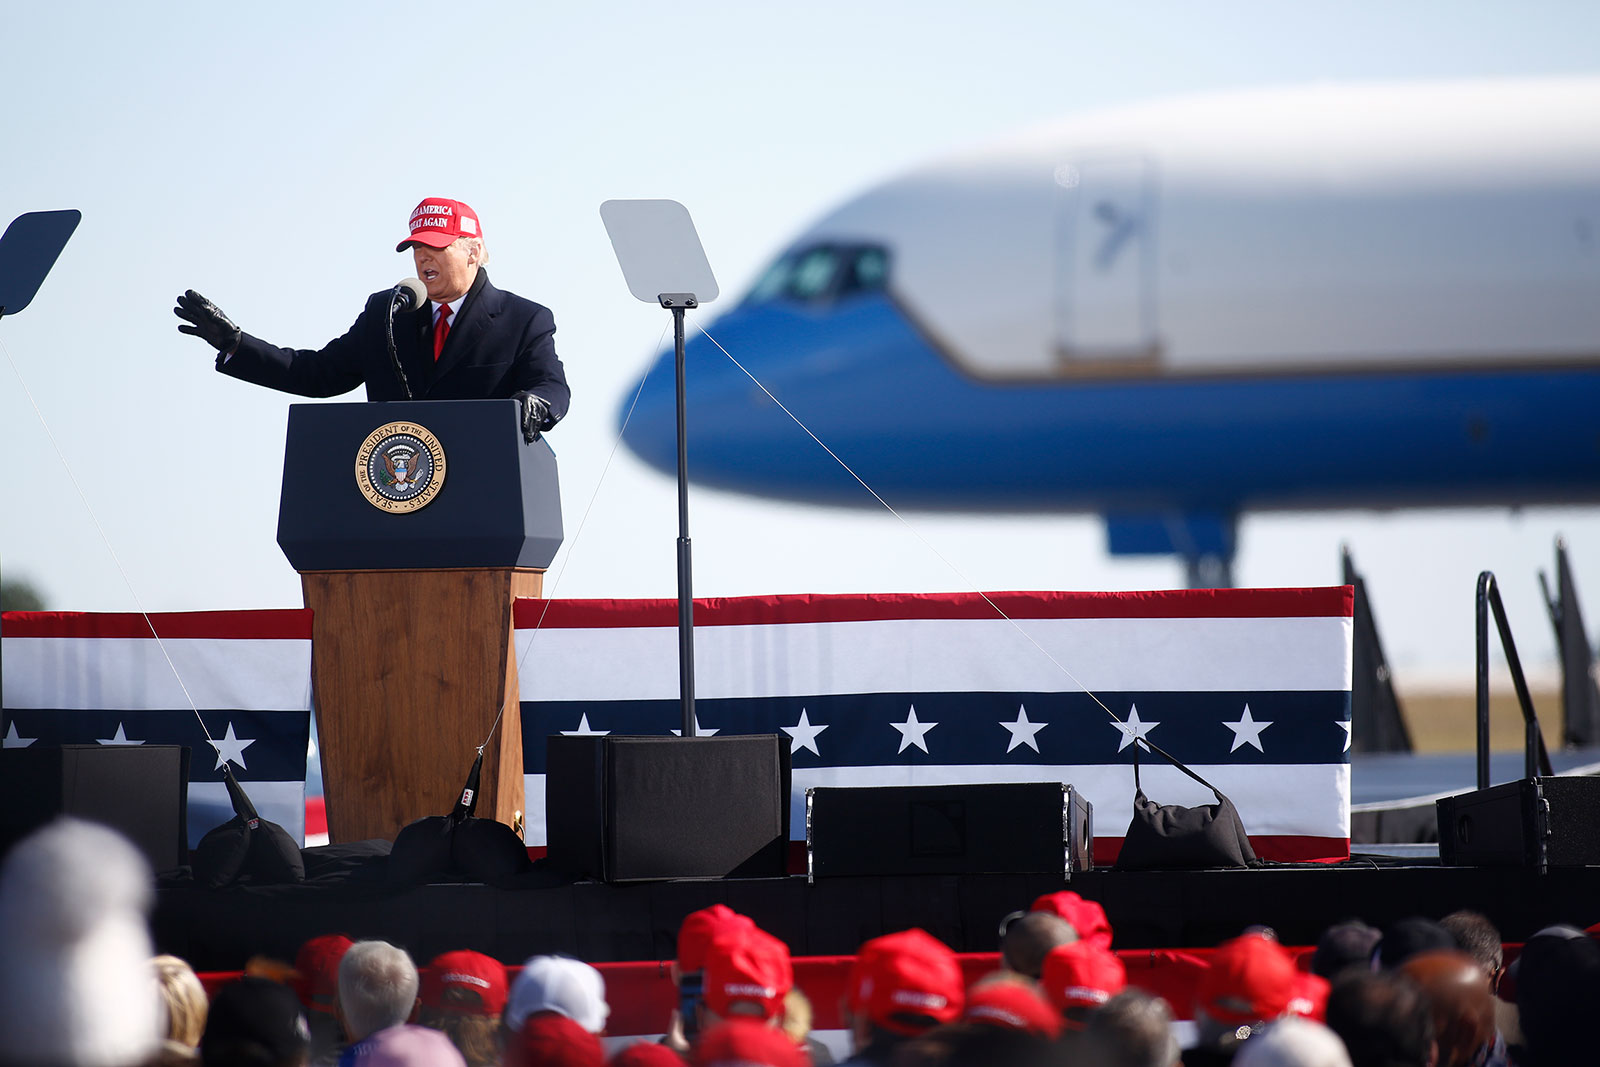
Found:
[433,304,452,361]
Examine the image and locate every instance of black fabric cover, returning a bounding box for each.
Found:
[387,815,532,886]
[1115,756,1257,871]
[192,771,306,888]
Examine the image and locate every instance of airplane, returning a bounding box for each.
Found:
[618,78,1600,585]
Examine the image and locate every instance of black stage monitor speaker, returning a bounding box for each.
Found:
[1437,776,1600,870]
[545,735,790,882]
[806,782,1091,880]
[0,745,190,874]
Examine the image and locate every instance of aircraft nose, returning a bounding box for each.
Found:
[615,302,843,491]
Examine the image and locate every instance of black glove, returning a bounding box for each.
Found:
[518,393,551,443]
[174,290,242,354]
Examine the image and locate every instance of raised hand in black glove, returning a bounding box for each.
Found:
[174,290,242,354]
[518,392,551,443]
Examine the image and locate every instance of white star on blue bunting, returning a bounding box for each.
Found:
[891,706,938,754]
[1110,705,1159,752]
[782,709,829,756]
[1223,704,1273,753]
[999,705,1048,753]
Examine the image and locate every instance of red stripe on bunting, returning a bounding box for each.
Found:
[0,609,313,640]
[513,588,1354,630]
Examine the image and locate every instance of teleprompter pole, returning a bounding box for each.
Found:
[666,296,699,737]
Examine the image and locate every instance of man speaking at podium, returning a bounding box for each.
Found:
[174,198,570,441]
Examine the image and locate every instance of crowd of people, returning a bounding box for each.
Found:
[2,817,1597,1067]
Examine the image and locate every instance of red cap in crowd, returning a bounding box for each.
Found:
[506,1011,605,1067]
[293,934,353,1014]
[677,906,756,974]
[962,981,1062,1038]
[397,197,482,252]
[702,927,793,1021]
[610,1042,686,1067]
[1041,941,1127,1024]
[848,929,964,1036]
[692,1018,806,1067]
[420,950,508,1016]
[1196,933,1329,1026]
[1031,892,1113,950]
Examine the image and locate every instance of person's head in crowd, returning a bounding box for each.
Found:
[1077,989,1181,1067]
[153,954,209,1049]
[200,976,313,1067]
[507,1011,604,1067]
[292,934,353,1063]
[1041,940,1127,1031]
[1231,1018,1353,1067]
[1194,932,1329,1056]
[670,905,756,1048]
[891,1021,1058,1067]
[1375,918,1455,971]
[1030,890,1113,950]
[1512,924,1600,1067]
[344,1023,468,1067]
[844,928,965,1054]
[1323,971,1434,1067]
[677,906,757,983]
[779,987,830,1062]
[999,911,1077,979]
[1436,910,1504,993]
[337,940,419,1043]
[701,926,793,1029]
[507,955,611,1035]
[0,817,164,1067]
[1398,951,1494,1067]
[1310,921,1382,981]
[417,950,507,1067]
[611,1041,687,1067]
[961,975,1062,1039]
[692,1018,805,1067]
[294,935,354,1016]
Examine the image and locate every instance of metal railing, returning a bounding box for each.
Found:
[1476,571,1554,790]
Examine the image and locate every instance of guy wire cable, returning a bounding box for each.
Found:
[474,319,669,755]
[690,316,1196,767]
[2,337,220,751]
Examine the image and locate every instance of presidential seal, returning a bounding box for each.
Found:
[355,422,447,513]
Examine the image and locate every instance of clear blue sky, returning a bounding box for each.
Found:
[5,1,1600,680]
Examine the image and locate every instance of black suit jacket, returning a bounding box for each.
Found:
[217,269,571,423]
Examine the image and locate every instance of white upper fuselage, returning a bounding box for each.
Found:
[796,77,1600,380]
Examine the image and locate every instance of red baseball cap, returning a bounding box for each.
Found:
[702,928,792,1021]
[507,1011,605,1067]
[962,981,1062,1038]
[292,934,353,1014]
[677,906,756,973]
[692,1018,805,1067]
[397,197,482,252]
[1196,933,1330,1026]
[1041,941,1127,1023]
[1031,892,1113,950]
[848,929,964,1036]
[610,1042,687,1067]
[421,950,508,1016]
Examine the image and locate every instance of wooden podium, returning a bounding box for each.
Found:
[278,400,562,844]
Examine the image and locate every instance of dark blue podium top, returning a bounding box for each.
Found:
[277,399,563,571]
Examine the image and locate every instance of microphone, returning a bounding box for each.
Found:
[384,278,424,399]
[391,277,428,312]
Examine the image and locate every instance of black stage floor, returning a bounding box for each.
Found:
[153,858,1600,971]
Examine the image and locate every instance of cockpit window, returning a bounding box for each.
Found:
[742,244,890,306]
[838,247,888,295]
